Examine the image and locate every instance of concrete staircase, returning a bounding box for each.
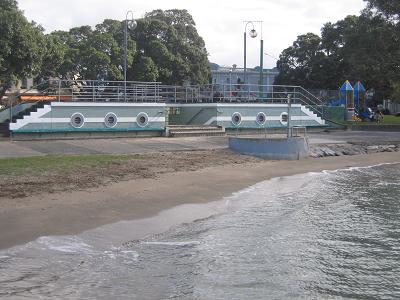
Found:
[0,122,10,137]
[0,101,48,137]
[167,125,226,137]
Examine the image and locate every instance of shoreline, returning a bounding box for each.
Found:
[1,151,399,250]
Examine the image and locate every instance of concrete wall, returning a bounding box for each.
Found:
[168,106,217,125]
[9,102,325,138]
[229,136,309,160]
[168,103,325,128]
[10,102,166,134]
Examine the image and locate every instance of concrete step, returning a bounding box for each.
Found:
[168,125,225,137]
[169,130,226,137]
[167,126,222,132]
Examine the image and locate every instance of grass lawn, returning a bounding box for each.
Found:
[380,115,400,124]
[0,154,144,176]
[344,115,400,126]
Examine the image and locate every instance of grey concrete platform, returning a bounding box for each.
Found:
[0,136,228,158]
[0,131,399,158]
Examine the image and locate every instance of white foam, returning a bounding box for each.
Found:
[143,241,201,246]
[37,236,93,254]
[321,162,400,174]
[103,249,139,260]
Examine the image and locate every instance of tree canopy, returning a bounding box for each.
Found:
[38,9,210,85]
[364,0,400,20]
[0,0,45,100]
[0,4,211,102]
[275,0,400,103]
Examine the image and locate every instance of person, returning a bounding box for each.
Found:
[377,110,384,123]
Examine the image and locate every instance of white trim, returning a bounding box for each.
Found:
[300,106,325,125]
[12,117,165,124]
[204,116,218,125]
[9,105,52,130]
[203,113,323,126]
[148,116,165,122]
[52,102,166,107]
[116,117,137,123]
[168,103,302,108]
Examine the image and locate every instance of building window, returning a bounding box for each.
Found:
[280,112,288,125]
[70,113,85,128]
[231,112,242,126]
[137,112,149,127]
[256,112,267,126]
[104,112,118,128]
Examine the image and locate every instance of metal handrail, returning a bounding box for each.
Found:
[11,79,326,109]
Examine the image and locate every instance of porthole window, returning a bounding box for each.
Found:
[280,112,288,125]
[136,112,149,127]
[70,113,85,128]
[231,112,242,126]
[256,112,267,126]
[105,112,118,128]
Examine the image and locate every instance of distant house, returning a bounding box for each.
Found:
[1,77,35,104]
[210,63,279,90]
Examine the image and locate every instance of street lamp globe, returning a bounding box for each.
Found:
[128,19,137,30]
[249,29,257,38]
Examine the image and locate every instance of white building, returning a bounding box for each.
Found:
[211,64,279,87]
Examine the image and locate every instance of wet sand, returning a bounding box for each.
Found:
[0,151,399,250]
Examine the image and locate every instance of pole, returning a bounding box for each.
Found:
[287,94,291,138]
[229,70,232,101]
[58,79,61,102]
[9,95,13,140]
[124,18,127,102]
[259,39,264,99]
[243,31,247,84]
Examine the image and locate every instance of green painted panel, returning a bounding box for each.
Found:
[43,105,165,119]
[169,107,217,125]
[13,127,164,133]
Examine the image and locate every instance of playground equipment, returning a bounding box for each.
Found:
[354,81,366,112]
[339,80,354,121]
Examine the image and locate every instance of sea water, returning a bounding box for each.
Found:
[0,163,399,299]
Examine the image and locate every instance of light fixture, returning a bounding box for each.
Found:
[249,29,257,38]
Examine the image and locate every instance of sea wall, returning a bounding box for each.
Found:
[229,136,309,160]
[310,143,400,158]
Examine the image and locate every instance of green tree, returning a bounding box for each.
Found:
[0,0,45,101]
[35,9,210,86]
[38,34,67,78]
[364,0,400,20]
[275,33,327,88]
[134,9,211,85]
[131,56,159,81]
[48,22,134,81]
[276,13,400,103]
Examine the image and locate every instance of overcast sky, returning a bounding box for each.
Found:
[18,0,366,69]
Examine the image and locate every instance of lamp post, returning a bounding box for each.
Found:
[124,11,137,102]
[243,21,264,97]
[243,21,257,85]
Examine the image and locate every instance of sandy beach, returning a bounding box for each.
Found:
[0,150,399,250]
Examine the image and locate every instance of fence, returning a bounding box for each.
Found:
[383,100,400,113]
[15,80,322,104]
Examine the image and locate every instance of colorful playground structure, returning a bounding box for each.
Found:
[329,80,370,121]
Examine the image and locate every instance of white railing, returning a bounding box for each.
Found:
[13,80,325,110]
